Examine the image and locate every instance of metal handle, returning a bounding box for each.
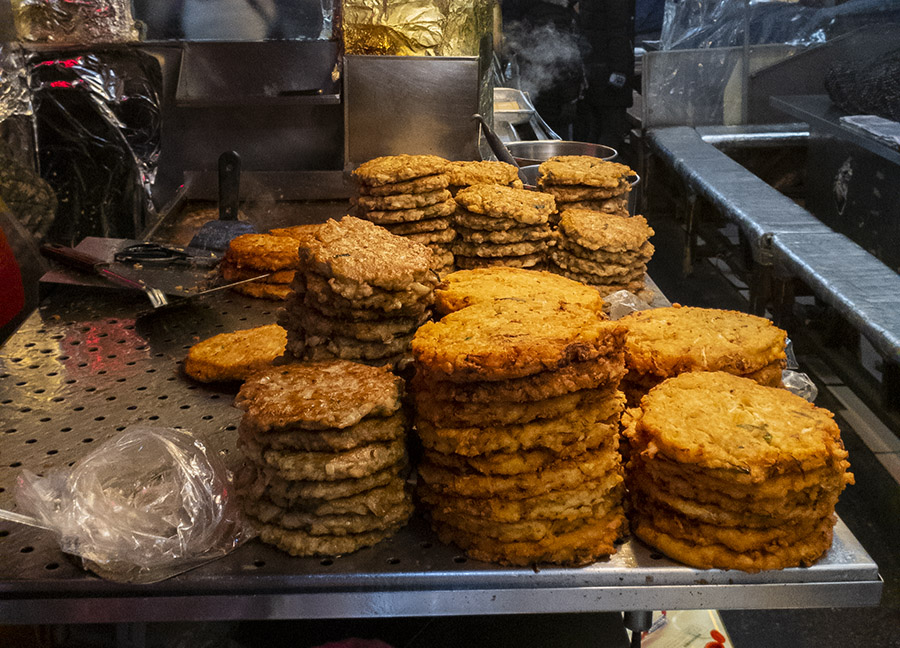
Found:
[218,150,241,221]
[472,114,520,168]
[41,243,147,292]
[40,242,104,272]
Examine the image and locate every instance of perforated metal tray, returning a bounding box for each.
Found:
[0,284,882,625]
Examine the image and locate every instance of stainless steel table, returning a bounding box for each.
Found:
[0,278,883,625]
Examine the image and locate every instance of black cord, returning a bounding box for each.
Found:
[630,629,642,648]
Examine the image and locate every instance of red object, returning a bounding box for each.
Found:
[710,629,727,644]
[705,643,725,648]
[0,226,25,327]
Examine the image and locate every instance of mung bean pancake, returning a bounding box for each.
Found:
[184,324,286,382]
[352,154,450,186]
[454,184,555,225]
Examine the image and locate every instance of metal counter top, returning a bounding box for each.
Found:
[0,282,883,625]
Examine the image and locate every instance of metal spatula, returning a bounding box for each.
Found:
[188,151,256,251]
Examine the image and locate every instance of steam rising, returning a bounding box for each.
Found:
[503,20,584,105]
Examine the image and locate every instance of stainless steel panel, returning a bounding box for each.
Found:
[0,272,882,624]
[344,56,482,166]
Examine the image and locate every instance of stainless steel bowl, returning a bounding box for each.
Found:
[506,140,618,166]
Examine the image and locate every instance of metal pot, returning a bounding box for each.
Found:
[505,140,617,167]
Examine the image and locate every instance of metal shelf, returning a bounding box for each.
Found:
[0,272,883,625]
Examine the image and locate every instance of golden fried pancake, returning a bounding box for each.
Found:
[383,217,453,235]
[557,210,653,253]
[413,300,624,382]
[251,496,413,535]
[239,436,406,482]
[268,223,324,244]
[557,196,629,214]
[433,506,626,566]
[301,271,434,314]
[451,239,549,258]
[413,357,624,403]
[621,306,787,377]
[352,154,450,186]
[549,249,647,280]
[416,403,623,456]
[557,238,654,265]
[433,267,605,316]
[220,261,295,284]
[254,516,405,557]
[356,189,452,211]
[454,254,543,270]
[183,324,286,382]
[453,208,527,231]
[539,157,635,188]
[362,199,457,224]
[631,515,834,573]
[454,184,555,225]
[423,433,618,475]
[538,180,631,202]
[418,471,623,523]
[235,360,402,432]
[300,216,436,293]
[418,446,621,499]
[548,265,646,296]
[236,461,405,502]
[405,228,457,246]
[446,160,520,188]
[414,385,618,427]
[287,303,429,344]
[633,371,850,479]
[239,411,406,452]
[286,330,414,362]
[230,281,293,300]
[431,496,621,543]
[358,173,449,196]
[223,233,300,271]
[455,224,552,245]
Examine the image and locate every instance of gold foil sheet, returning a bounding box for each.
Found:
[343,0,493,56]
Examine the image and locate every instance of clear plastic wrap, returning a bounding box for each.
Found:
[782,338,818,403]
[605,289,654,321]
[28,48,161,244]
[660,0,900,51]
[12,426,252,584]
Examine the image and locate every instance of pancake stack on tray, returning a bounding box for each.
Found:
[351,154,456,275]
[451,184,556,271]
[411,278,629,566]
[234,360,414,557]
[549,209,655,299]
[278,216,437,371]
[624,371,853,572]
[536,156,634,224]
[445,160,523,195]
[221,233,302,300]
[619,305,787,406]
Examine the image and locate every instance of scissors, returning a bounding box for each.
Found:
[114,242,219,267]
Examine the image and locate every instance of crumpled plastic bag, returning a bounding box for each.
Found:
[782,338,818,402]
[605,289,654,321]
[13,426,252,584]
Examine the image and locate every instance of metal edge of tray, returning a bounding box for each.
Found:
[0,274,883,625]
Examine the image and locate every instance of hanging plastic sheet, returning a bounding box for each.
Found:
[29,48,162,245]
[660,0,900,51]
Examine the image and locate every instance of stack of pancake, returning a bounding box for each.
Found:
[549,209,655,298]
[411,289,629,566]
[352,154,456,275]
[278,216,437,371]
[619,305,787,406]
[624,371,853,572]
[234,360,413,557]
[536,156,633,224]
[445,160,523,195]
[451,184,555,270]
[221,233,301,300]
